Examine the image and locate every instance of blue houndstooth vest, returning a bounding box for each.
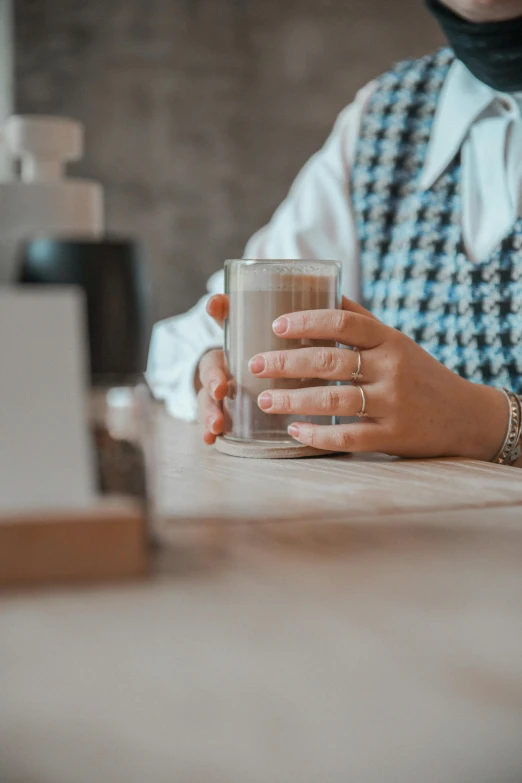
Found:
[352,48,522,392]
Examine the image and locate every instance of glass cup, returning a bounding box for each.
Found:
[223,259,341,445]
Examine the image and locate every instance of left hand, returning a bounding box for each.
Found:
[248,297,508,460]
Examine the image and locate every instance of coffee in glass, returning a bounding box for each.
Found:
[222,258,341,449]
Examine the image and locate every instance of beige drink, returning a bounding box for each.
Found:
[223,260,341,444]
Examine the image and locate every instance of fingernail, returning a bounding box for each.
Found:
[273,317,289,335]
[258,392,273,410]
[249,355,266,374]
[288,424,300,439]
[209,380,219,397]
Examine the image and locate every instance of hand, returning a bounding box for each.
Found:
[249,297,508,460]
[196,295,229,445]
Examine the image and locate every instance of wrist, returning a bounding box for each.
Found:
[460,383,508,462]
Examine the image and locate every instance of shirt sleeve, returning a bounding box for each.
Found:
[147,82,376,421]
[146,270,224,421]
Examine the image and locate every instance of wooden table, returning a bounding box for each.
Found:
[2,415,522,783]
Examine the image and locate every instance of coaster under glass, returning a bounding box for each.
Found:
[215,436,335,459]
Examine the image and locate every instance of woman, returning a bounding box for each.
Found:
[148,0,522,466]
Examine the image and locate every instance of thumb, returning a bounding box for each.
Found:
[206,294,229,328]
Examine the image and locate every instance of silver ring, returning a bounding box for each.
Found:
[351,349,363,383]
[356,384,369,418]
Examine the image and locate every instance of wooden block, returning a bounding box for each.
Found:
[0,500,150,588]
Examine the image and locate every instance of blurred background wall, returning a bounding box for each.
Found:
[15,0,443,321]
[0,0,13,177]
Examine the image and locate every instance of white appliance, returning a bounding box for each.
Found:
[0,115,104,281]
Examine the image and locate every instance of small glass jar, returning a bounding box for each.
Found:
[89,380,155,516]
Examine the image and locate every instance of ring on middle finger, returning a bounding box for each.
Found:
[351,348,363,383]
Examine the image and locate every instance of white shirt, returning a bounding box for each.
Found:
[147,59,522,421]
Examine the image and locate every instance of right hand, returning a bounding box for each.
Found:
[196,294,229,444]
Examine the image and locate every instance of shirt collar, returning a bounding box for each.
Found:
[419,59,497,190]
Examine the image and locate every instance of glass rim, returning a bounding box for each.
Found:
[224,258,341,268]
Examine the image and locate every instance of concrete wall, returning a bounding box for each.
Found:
[0,0,13,177]
[15,0,443,320]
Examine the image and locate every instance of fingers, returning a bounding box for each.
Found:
[287,422,383,453]
[206,294,229,328]
[199,349,229,401]
[250,346,374,383]
[197,348,229,445]
[272,309,384,349]
[257,384,382,418]
[341,296,378,321]
[197,387,225,445]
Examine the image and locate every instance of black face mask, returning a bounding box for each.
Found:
[426,0,522,92]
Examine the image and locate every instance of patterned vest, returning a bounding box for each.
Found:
[352,48,522,393]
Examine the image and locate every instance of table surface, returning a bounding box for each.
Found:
[2,414,522,783]
[157,415,522,537]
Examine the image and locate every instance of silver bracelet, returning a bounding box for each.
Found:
[492,389,522,465]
